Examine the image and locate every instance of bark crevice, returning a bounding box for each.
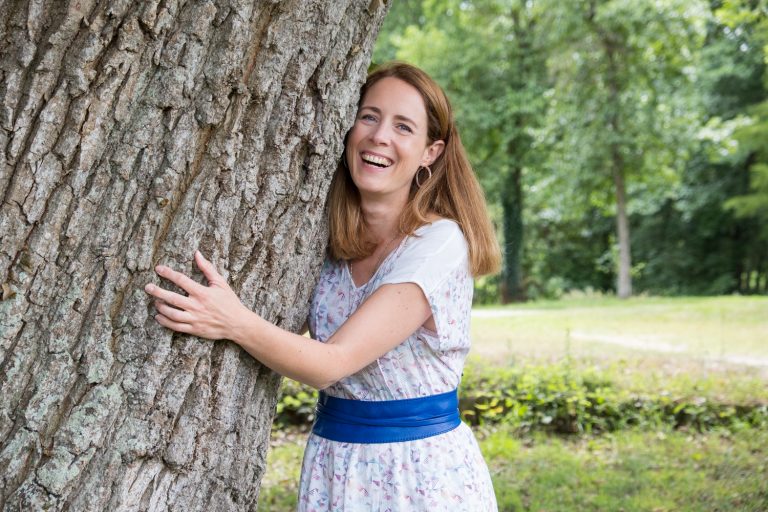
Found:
[0,0,388,509]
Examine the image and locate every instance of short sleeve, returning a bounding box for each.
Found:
[378,220,473,355]
[379,220,468,294]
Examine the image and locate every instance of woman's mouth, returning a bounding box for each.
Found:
[361,152,393,169]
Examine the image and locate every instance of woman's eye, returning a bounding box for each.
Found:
[397,124,413,133]
[360,114,377,122]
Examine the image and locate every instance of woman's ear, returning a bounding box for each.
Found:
[422,140,445,167]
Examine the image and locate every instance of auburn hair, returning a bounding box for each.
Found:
[327,62,501,276]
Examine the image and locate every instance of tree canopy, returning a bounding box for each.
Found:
[376,0,768,299]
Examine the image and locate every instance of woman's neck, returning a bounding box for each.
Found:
[360,195,406,243]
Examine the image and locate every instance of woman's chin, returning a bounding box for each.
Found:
[356,185,412,204]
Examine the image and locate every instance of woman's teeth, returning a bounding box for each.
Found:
[361,153,393,168]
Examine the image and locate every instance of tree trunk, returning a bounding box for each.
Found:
[500,6,536,304]
[501,166,524,303]
[0,1,388,510]
[613,161,633,298]
[602,33,632,299]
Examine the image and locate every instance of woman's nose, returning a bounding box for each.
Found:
[369,124,391,145]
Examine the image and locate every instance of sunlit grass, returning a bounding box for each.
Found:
[471,296,768,368]
[483,426,768,512]
[258,296,768,510]
[257,429,307,512]
[259,427,768,512]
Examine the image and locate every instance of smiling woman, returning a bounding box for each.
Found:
[145,62,501,511]
[345,76,445,202]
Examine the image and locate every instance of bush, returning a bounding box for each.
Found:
[273,363,768,435]
[274,378,317,428]
[459,362,768,434]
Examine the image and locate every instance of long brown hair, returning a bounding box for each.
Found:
[327,62,501,276]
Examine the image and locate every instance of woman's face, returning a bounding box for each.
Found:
[346,77,444,204]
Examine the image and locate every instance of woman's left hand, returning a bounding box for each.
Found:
[144,251,249,341]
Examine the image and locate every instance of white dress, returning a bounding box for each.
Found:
[299,219,498,511]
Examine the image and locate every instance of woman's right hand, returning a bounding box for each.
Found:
[144,251,251,342]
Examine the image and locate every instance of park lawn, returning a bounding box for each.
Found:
[259,297,768,510]
[484,426,768,512]
[258,427,768,512]
[258,429,305,512]
[469,296,768,403]
[471,295,768,369]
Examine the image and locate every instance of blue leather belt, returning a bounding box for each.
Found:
[311,389,461,443]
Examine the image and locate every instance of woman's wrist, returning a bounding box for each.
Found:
[228,305,260,347]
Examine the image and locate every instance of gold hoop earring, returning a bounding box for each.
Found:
[415,165,432,188]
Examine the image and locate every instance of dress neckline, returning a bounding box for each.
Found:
[343,218,454,290]
[345,236,407,290]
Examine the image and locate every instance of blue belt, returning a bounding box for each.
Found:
[311,389,461,444]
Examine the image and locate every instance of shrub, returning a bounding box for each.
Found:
[273,363,768,435]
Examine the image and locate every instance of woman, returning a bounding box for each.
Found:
[144,62,501,511]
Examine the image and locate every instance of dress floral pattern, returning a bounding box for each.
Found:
[298,220,498,511]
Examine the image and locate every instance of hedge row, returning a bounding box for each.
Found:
[273,363,767,434]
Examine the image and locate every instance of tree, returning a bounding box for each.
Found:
[380,0,548,302]
[0,1,388,510]
[538,0,707,298]
[719,0,768,291]
[631,0,768,295]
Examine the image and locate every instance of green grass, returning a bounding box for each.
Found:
[258,427,768,511]
[469,296,768,404]
[471,296,768,371]
[483,426,768,512]
[257,429,307,512]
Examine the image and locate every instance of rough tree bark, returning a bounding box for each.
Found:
[0,0,389,510]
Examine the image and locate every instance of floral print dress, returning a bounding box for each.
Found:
[298,219,498,511]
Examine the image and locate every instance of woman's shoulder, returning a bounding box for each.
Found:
[413,218,465,244]
[381,218,470,294]
[401,218,467,262]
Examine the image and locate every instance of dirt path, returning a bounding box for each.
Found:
[471,309,768,368]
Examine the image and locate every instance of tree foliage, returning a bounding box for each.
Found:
[374,0,768,299]
[378,0,548,301]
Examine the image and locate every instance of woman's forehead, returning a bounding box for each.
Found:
[361,77,427,122]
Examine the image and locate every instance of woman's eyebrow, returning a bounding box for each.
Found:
[359,105,419,128]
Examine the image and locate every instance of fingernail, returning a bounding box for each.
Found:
[144,283,154,292]
[155,265,164,274]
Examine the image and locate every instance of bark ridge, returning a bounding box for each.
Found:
[0,0,389,509]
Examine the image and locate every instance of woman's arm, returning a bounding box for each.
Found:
[144,251,432,389]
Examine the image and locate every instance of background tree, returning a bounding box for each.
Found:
[720,0,768,292]
[631,0,768,295]
[0,0,388,510]
[378,0,767,300]
[377,0,548,302]
[536,0,708,298]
